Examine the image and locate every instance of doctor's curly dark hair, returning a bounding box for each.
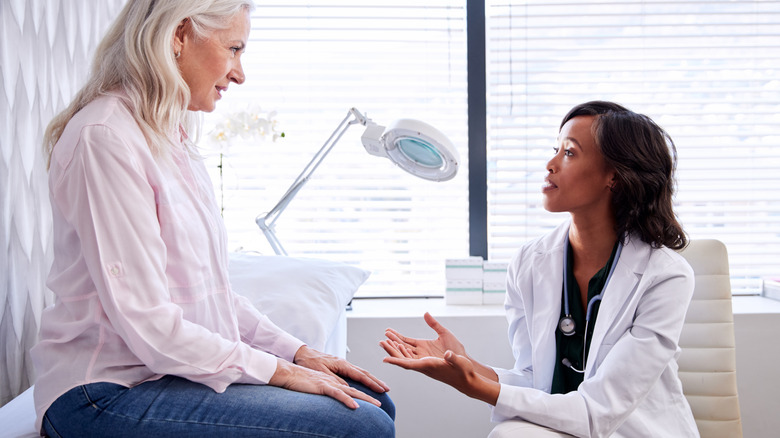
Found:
[560,101,687,250]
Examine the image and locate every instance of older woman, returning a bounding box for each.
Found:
[381,101,698,437]
[32,1,394,436]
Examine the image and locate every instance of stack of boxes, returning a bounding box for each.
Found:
[444,257,483,304]
[445,257,509,305]
[482,260,509,304]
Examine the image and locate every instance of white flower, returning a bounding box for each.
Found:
[204,106,284,154]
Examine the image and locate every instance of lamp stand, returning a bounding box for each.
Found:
[256,107,376,255]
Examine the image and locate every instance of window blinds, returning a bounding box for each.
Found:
[485,0,780,294]
[201,1,469,297]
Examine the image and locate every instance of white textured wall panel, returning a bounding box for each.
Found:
[0,0,125,407]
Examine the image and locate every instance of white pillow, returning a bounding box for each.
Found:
[228,252,370,351]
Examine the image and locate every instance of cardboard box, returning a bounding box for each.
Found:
[482,261,508,304]
[445,279,483,304]
[764,278,780,301]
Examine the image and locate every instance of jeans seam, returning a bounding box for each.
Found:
[42,412,63,438]
[80,384,98,409]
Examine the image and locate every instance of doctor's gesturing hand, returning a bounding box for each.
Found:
[380,312,500,405]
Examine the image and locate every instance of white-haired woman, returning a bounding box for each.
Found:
[31,1,394,436]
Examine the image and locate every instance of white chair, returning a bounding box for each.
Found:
[678,239,743,437]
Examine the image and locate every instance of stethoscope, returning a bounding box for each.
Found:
[559,230,623,373]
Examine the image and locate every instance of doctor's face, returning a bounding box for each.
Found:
[542,115,615,215]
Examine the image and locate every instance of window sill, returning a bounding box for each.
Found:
[347,295,780,319]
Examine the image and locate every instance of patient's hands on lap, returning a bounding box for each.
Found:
[269,356,380,409]
[293,345,390,394]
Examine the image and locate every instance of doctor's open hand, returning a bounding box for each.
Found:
[381,346,500,406]
[381,313,500,400]
[383,312,468,360]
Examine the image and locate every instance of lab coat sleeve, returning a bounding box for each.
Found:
[492,251,695,438]
[52,124,281,390]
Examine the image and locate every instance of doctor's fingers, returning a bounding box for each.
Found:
[380,339,412,358]
[423,312,452,336]
[385,328,421,347]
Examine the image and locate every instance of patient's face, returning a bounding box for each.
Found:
[177,10,251,112]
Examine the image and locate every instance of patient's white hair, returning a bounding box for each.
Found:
[44,0,255,167]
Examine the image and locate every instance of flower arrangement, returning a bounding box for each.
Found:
[207,106,285,148]
[202,106,284,215]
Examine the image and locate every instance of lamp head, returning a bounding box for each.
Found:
[361,118,459,181]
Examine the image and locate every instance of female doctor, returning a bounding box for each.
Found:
[381,101,699,437]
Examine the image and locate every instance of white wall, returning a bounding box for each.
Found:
[346,297,780,438]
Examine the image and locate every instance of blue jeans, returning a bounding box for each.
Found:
[42,375,395,437]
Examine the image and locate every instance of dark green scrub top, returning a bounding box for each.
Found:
[551,240,619,394]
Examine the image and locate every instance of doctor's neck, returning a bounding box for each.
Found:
[567,212,618,258]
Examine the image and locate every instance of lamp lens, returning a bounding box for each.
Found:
[396,137,444,168]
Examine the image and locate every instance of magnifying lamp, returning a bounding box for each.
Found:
[256,107,459,255]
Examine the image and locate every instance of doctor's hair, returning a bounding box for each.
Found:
[560,101,687,250]
[43,0,256,168]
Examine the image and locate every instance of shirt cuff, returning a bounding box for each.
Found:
[491,383,518,422]
[239,347,281,385]
[271,332,306,363]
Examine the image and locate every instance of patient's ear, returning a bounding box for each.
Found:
[172,18,190,56]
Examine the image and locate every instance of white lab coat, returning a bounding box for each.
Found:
[492,220,699,438]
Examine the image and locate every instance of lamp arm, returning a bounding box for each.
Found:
[256,108,370,255]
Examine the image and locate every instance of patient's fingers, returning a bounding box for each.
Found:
[338,361,391,393]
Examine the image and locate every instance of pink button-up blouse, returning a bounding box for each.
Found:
[30,94,304,432]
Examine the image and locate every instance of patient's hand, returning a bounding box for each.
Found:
[270,358,380,409]
[382,312,467,360]
[293,345,390,394]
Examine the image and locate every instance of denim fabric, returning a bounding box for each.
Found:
[42,375,395,437]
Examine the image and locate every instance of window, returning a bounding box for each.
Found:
[206,1,780,297]
[485,0,780,294]
[202,1,469,297]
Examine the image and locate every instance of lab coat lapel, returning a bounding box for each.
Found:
[529,229,566,390]
[584,237,645,377]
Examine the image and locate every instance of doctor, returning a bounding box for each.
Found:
[381,101,699,437]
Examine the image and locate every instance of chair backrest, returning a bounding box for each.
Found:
[677,239,743,437]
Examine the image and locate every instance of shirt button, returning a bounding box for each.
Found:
[109,265,120,276]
